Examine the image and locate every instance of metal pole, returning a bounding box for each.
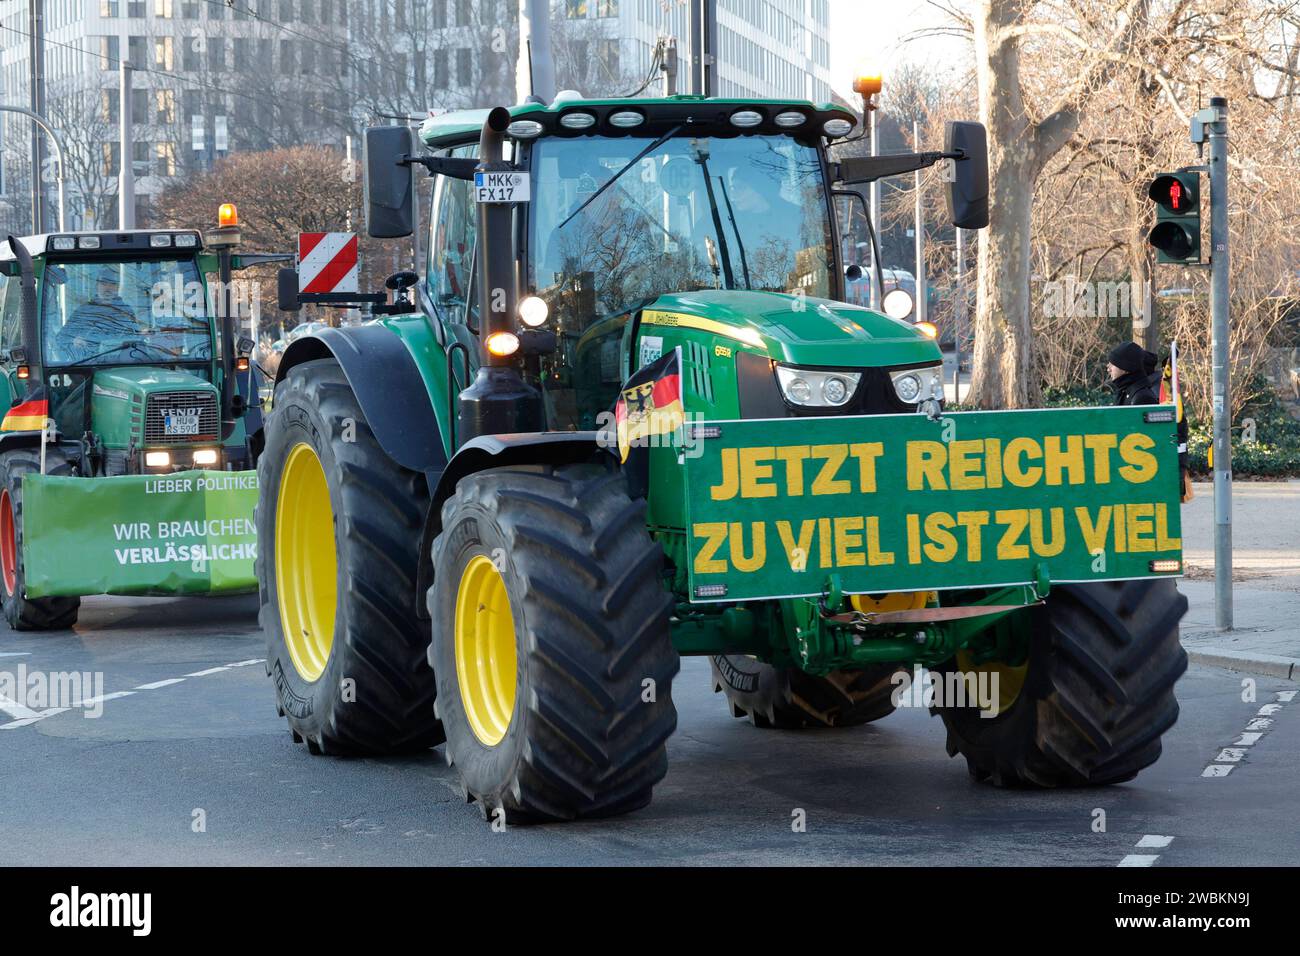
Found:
[1141,254,1157,352]
[119,64,135,229]
[869,109,881,310]
[954,226,965,396]
[27,0,47,233]
[516,0,555,103]
[1207,95,1232,631]
[914,120,927,324]
[689,0,717,96]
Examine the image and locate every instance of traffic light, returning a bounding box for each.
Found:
[1147,172,1201,264]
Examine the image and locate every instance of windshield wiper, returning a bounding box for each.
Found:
[64,341,154,366]
[557,123,684,231]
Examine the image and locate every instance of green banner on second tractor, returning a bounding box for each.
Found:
[23,470,259,598]
[683,405,1184,602]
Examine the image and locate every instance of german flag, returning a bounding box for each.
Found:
[614,348,684,463]
[1,389,49,432]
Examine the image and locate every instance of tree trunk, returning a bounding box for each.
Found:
[969,0,1041,409]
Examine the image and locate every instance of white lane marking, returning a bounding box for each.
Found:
[77,691,135,707]
[1202,764,1234,777]
[1257,704,1282,715]
[0,652,31,657]
[2,658,267,731]
[184,667,230,678]
[1118,854,1160,867]
[1136,834,1174,849]
[1215,748,1247,763]
[1245,717,1273,731]
[1277,690,1297,702]
[0,707,70,729]
[134,678,185,691]
[0,693,41,721]
[1234,732,1264,746]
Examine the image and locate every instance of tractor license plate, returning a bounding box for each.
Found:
[680,405,1184,603]
[164,412,200,436]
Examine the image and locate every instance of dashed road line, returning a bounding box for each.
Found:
[1200,690,1293,778]
[0,659,265,730]
[1135,834,1174,848]
[1118,835,1175,866]
[134,678,186,691]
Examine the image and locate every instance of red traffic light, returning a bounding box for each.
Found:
[1148,173,1198,212]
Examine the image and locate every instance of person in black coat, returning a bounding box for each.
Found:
[1107,341,1160,406]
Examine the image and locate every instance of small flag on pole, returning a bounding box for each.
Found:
[614,348,684,463]
[1,389,49,432]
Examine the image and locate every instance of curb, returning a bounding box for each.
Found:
[1186,647,1299,681]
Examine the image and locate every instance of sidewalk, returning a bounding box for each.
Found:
[1176,481,1300,679]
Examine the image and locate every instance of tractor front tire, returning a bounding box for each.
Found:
[710,657,901,728]
[257,358,442,755]
[430,463,678,823]
[0,447,79,631]
[935,579,1187,787]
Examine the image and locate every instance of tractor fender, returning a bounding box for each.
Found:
[415,431,612,615]
[275,324,447,477]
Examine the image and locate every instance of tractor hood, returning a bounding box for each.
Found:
[642,291,942,368]
[90,366,219,450]
[91,366,215,398]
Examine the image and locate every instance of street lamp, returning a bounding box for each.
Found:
[0,104,67,231]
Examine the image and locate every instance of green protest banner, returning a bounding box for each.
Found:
[683,405,1183,602]
[23,470,259,598]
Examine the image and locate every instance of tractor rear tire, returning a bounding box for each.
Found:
[710,656,901,728]
[934,579,1187,787]
[257,358,442,755]
[0,447,80,631]
[430,463,678,824]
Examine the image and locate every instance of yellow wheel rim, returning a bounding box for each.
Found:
[850,590,936,614]
[454,554,518,747]
[275,442,338,683]
[954,651,1028,717]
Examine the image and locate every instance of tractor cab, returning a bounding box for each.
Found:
[362,93,989,445]
[0,229,258,475]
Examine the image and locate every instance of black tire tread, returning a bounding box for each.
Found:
[710,655,901,729]
[257,359,440,755]
[936,579,1187,787]
[432,463,679,823]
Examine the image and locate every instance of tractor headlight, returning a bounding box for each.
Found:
[775,365,861,408]
[144,451,171,468]
[192,448,219,466]
[518,295,549,327]
[890,365,944,406]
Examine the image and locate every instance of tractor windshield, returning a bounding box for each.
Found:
[529,133,834,322]
[41,257,213,367]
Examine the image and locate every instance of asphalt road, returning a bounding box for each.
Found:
[3,593,1297,866]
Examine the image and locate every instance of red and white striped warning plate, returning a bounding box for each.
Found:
[298,232,359,294]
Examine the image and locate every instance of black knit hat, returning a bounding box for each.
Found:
[1109,341,1148,373]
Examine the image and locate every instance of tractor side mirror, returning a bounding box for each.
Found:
[364,125,418,239]
[944,121,989,230]
[277,268,302,312]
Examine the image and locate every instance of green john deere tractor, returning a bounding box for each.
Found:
[0,224,269,629]
[261,91,1188,822]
